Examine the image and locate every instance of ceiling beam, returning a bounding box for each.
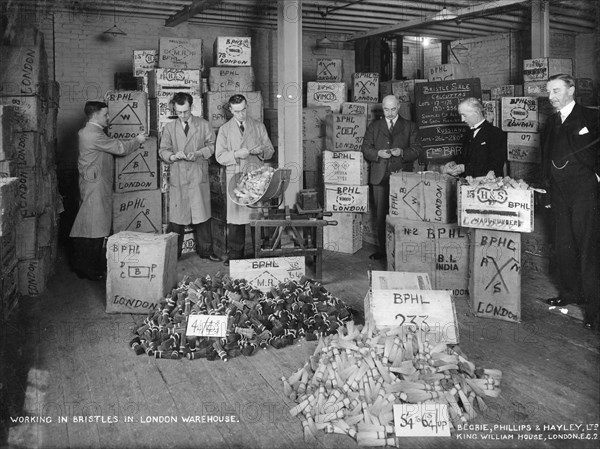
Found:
[165,0,221,27]
[346,0,530,41]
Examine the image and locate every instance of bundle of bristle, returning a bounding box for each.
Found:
[129,272,356,361]
[285,321,502,446]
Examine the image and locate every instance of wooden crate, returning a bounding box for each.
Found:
[523,81,548,97]
[470,229,521,323]
[316,59,343,82]
[323,212,363,254]
[323,151,368,185]
[106,231,178,314]
[0,44,48,97]
[352,72,379,103]
[17,247,50,297]
[213,37,251,66]
[114,136,159,193]
[507,132,541,164]
[302,106,331,140]
[458,184,534,233]
[482,100,500,127]
[147,69,201,97]
[325,113,367,152]
[386,216,471,299]
[391,79,427,103]
[523,58,572,82]
[133,50,158,77]
[490,84,523,99]
[208,67,255,92]
[159,37,203,70]
[389,171,457,223]
[324,184,369,213]
[306,82,347,113]
[112,188,162,234]
[427,63,471,82]
[105,90,148,139]
[501,97,539,133]
[303,137,325,172]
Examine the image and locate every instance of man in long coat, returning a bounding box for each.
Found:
[70,101,146,280]
[159,92,221,261]
[216,94,274,265]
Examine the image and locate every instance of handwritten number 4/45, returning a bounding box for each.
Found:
[394,314,429,331]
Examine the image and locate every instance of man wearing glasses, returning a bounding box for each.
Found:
[159,92,221,261]
[216,94,275,265]
[362,94,422,260]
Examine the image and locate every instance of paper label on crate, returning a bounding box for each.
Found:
[325,185,369,213]
[458,185,534,232]
[369,271,432,291]
[369,289,458,343]
[186,315,228,337]
[394,403,451,437]
[229,257,305,291]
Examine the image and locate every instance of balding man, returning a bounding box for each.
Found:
[442,97,506,177]
[362,95,422,260]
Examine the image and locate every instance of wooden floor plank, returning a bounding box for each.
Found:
[2,242,598,449]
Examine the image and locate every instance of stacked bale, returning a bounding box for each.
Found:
[0,28,62,298]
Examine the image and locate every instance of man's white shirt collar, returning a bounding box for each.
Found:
[559,100,576,121]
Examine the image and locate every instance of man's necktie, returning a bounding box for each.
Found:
[388,119,393,133]
[240,122,245,134]
[184,121,189,136]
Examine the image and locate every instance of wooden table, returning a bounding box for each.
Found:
[250,208,336,280]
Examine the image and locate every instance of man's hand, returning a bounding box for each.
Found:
[235,148,250,159]
[390,148,403,157]
[249,145,263,155]
[378,149,392,159]
[186,151,199,162]
[135,134,147,144]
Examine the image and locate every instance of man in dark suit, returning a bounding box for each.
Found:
[541,74,600,331]
[442,97,506,177]
[362,94,422,260]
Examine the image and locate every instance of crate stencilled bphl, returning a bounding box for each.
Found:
[106,231,178,314]
[470,229,521,323]
[385,216,471,299]
[213,37,251,67]
[105,90,148,139]
[112,189,162,234]
[114,136,159,193]
[325,113,367,152]
[352,73,379,103]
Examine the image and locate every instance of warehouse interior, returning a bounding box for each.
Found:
[1,0,599,448]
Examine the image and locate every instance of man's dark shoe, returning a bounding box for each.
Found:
[199,253,222,262]
[545,297,574,307]
[369,252,386,260]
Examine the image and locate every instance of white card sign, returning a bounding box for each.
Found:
[229,257,305,291]
[369,289,458,344]
[369,271,432,291]
[186,314,228,337]
[394,403,451,437]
